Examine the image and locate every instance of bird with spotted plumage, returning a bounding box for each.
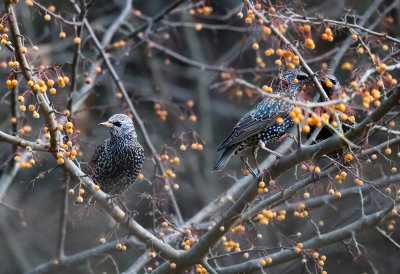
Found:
[213,70,310,171]
[87,114,144,197]
[309,75,354,143]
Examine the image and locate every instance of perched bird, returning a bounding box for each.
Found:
[213,70,310,171]
[310,75,353,143]
[88,114,144,196]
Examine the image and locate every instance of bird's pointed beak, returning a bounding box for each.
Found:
[99,122,113,127]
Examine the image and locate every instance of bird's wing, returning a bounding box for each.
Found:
[90,141,106,165]
[217,98,290,150]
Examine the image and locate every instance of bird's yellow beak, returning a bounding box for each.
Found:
[99,122,113,127]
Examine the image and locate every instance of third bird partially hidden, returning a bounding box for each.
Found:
[213,70,309,171]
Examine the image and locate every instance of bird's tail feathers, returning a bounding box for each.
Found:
[213,145,238,171]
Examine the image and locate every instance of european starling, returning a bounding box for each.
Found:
[213,70,309,171]
[88,114,144,195]
[310,75,353,143]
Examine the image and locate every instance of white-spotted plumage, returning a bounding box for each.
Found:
[213,71,309,171]
[88,114,144,195]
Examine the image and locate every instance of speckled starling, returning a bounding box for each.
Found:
[213,70,309,171]
[88,114,144,195]
[310,75,353,143]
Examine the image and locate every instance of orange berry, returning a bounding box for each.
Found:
[189,115,197,122]
[262,26,271,35]
[341,62,353,71]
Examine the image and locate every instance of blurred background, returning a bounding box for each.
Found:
[0,0,399,273]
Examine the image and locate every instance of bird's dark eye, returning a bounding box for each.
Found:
[330,79,337,85]
[296,73,308,80]
[113,121,122,127]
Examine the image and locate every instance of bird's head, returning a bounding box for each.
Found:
[319,75,341,101]
[279,70,310,94]
[99,114,137,139]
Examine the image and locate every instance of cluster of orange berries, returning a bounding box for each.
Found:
[240,9,255,24]
[335,171,347,183]
[6,78,18,90]
[221,236,240,252]
[363,88,382,108]
[376,63,387,74]
[261,48,299,69]
[159,154,180,165]
[14,154,36,169]
[254,209,280,225]
[181,237,196,250]
[385,74,398,85]
[344,152,353,162]
[18,125,31,135]
[255,56,266,68]
[195,264,207,274]
[321,27,334,42]
[259,257,272,266]
[189,5,213,16]
[328,188,342,198]
[113,40,126,50]
[293,203,308,218]
[297,24,311,33]
[289,106,305,125]
[19,159,36,169]
[74,188,86,203]
[354,178,363,186]
[63,146,78,161]
[8,60,20,67]
[304,38,315,50]
[191,142,203,151]
[64,121,74,134]
[231,224,245,233]
[387,219,396,231]
[57,76,69,88]
[308,252,327,268]
[116,243,128,251]
[257,181,268,193]
[0,24,11,47]
[294,242,304,253]
[262,85,273,93]
[154,103,168,121]
[162,169,176,179]
[186,100,197,122]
